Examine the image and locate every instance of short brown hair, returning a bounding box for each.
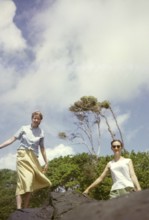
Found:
[31,111,43,120]
[111,139,123,148]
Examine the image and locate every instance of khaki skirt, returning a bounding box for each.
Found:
[109,187,135,199]
[16,149,52,195]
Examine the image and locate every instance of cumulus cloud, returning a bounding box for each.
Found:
[0,0,149,167]
[0,144,75,170]
[27,0,149,103]
[1,0,149,108]
[0,152,17,170]
[0,0,26,52]
[39,144,75,165]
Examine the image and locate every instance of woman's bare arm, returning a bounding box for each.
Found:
[83,163,110,194]
[0,136,17,149]
[129,159,141,191]
[40,146,49,173]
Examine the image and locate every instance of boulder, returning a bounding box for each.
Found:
[7,189,149,220]
[62,190,149,220]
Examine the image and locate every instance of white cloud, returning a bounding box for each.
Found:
[1,0,148,107]
[0,0,149,161]
[0,152,16,170]
[0,144,75,170]
[39,144,75,165]
[0,0,26,52]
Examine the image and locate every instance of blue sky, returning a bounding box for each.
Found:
[0,0,149,170]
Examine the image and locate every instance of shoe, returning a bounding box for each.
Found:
[16,209,24,212]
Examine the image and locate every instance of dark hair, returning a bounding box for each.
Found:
[111,139,123,148]
[31,111,43,120]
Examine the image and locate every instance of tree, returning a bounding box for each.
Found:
[0,151,148,219]
[0,169,17,220]
[58,96,124,156]
[46,152,148,200]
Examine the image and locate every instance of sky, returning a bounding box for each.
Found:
[0,0,149,170]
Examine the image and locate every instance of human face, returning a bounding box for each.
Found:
[31,115,42,128]
[111,141,122,152]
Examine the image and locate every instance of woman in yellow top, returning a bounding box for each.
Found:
[0,111,52,210]
[83,139,141,199]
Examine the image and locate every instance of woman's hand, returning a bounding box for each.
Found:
[83,189,89,195]
[82,189,90,198]
[42,163,48,173]
[135,188,142,191]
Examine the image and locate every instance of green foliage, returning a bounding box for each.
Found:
[0,169,17,220]
[85,155,112,200]
[30,187,51,207]
[100,100,111,109]
[58,131,67,139]
[0,151,149,219]
[69,96,100,113]
[129,151,149,189]
[46,151,149,200]
[47,155,88,191]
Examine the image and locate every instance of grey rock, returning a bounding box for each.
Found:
[7,189,149,220]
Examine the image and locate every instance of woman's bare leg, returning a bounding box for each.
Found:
[16,195,22,209]
[24,192,31,208]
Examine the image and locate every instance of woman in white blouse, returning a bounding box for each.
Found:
[83,139,141,199]
[0,111,52,210]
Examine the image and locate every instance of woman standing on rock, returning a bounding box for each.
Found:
[83,139,141,199]
[0,111,52,209]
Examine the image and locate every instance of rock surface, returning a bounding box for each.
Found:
[7,189,149,220]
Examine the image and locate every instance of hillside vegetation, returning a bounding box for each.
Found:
[0,151,149,220]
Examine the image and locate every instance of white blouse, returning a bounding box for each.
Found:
[14,125,44,156]
[109,158,134,191]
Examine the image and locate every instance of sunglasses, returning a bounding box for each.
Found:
[112,145,121,149]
